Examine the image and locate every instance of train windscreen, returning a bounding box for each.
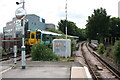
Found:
[36,32,41,39]
[31,33,34,39]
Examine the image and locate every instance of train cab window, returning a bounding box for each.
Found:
[36,32,41,39]
[31,33,35,39]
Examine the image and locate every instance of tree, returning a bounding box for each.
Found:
[109,17,120,38]
[58,20,77,36]
[86,8,110,42]
[58,20,87,41]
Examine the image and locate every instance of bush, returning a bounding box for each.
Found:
[112,40,120,63]
[0,48,5,54]
[103,50,108,57]
[31,43,59,61]
[71,41,76,53]
[97,43,105,54]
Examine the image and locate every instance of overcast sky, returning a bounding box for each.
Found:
[0,0,120,33]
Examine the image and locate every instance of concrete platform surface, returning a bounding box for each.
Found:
[1,66,11,72]
[2,61,83,67]
[71,67,92,78]
[2,61,82,79]
[2,66,70,78]
[1,61,92,79]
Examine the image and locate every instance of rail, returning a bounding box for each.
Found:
[86,43,120,79]
[81,42,120,79]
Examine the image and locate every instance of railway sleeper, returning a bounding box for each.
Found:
[95,65,103,71]
[94,71,100,75]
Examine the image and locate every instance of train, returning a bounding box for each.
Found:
[25,29,62,46]
[1,29,78,53]
[25,29,62,51]
[1,29,62,53]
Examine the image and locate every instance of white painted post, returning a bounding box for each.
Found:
[21,19,26,69]
[13,45,17,66]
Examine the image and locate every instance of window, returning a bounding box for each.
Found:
[42,34,50,41]
[31,33,34,39]
[36,32,41,39]
[4,29,13,33]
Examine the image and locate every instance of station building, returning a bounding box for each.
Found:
[3,18,17,38]
[3,14,47,38]
[45,23,56,29]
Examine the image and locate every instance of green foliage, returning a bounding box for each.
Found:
[56,35,66,39]
[67,57,74,62]
[112,40,120,63]
[97,43,105,54]
[103,50,108,57]
[103,47,111,57]
[31,43,59,61]
[46,28,63,34]
[86,7,110,41]
[0,48,5,54]
[58,20,77,35]
[47,43,53,49]
[59,57,74,62]
[71,41,76,53]
[58,20,87,41]
[109,17,120,37]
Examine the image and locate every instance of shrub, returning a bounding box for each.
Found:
[112,40,120,63]
[97,43,105,54]
[103,50,108,57]
[31,43,59,61]
[0,48,5,54]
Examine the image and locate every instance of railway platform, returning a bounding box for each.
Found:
[1,61,92,79]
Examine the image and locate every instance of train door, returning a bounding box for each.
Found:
[36,31,41,43]
[29,32,36,45]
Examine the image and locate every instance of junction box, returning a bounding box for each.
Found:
[53,39,71,58]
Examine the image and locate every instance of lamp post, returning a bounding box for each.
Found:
[65,0,68,39]
[15,0,26,69]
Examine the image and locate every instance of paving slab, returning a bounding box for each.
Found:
[71,67,92,79]
[2,61,83,79]
[2,66,70,78]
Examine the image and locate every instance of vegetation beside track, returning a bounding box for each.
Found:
[0,48,5,54]
[97,40,120,68]
[31,43,59,61]
[97,43,105,54]
[112,40,120,64]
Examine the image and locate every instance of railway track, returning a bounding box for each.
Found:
[81,42,120,80]
[1,52,31,62]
